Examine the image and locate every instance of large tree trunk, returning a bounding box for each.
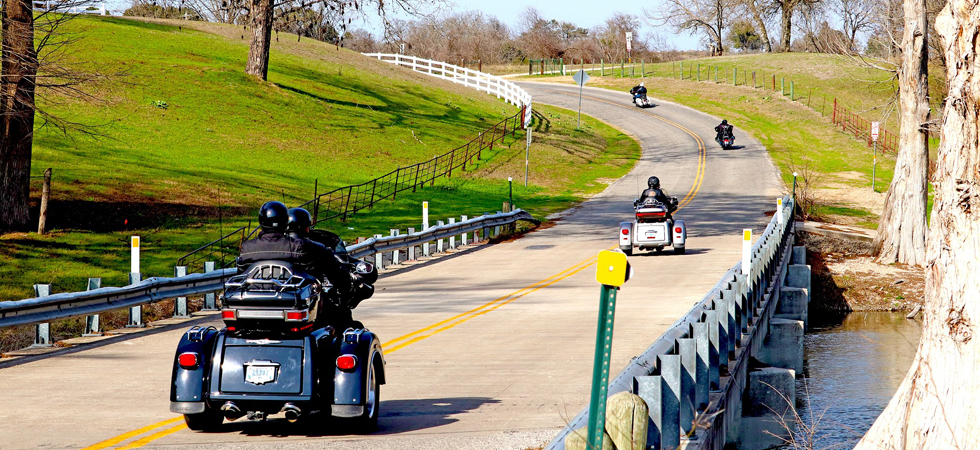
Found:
[0,0,37,233]
[871,0,930,266]
[245,0,274,81]
[853,0,980,448]
[780,3,793,51]
[747,1,773,52]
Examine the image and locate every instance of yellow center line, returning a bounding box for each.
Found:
[539,88,708,209]
[80,416,184,450]
[115,424,188,450]
[384,255,601,354]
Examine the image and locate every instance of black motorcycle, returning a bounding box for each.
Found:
[169,230,383,432]
[716,128,735,149]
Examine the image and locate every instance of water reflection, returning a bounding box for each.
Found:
[793,312,921,449]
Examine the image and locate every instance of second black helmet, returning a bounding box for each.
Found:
[258,201,288,232]
[647,176,660,189]
[287,207,313,236]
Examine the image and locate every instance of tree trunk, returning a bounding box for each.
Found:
[245,0,274,81]
[748,2,773,52]
[780,2,793,51]
[871,0,930,266]
[0,0,37,233]
[853,0,980,447]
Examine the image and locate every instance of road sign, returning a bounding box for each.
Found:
[626,31,633,52]
[573,69,590,87]
[871,122,879,142]
[596,250,631,287]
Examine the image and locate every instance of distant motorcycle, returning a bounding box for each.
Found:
[620,197,686,255]
[633,93,651,108]
[170,230,384,432]
[716,128,735,149]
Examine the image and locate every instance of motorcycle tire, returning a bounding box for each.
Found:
[674,246,686,255]
[184,409,223,432]
[623,247,633,256]
[346,355,381,433]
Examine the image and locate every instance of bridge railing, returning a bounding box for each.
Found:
[0,210,535,332]
[363,53,533,128]
[547,196,798,449]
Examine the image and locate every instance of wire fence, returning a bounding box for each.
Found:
[831,99,900,153]
[176,109,525,273]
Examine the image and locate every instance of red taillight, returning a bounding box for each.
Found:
[285,310,308,321]
[336,354,357,370]
[621,228,629,235]
[178,352,199,369]
[675,227,682,233]
[221,309,236,320]
[227,326,236,331]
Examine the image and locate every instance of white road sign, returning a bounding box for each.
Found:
[573,69,590,87]
[871,121,880,142]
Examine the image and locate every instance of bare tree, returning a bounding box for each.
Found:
[0,0,100,233]
[772,0,818,51]
[737,0,775,51]
[648,0,729,55]
[870,0,930,265]
[832,0,875,47]
[852,0,980,446]
[592,13,643,62]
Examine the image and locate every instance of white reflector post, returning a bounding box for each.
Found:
[776,198,784,225]
[741,229,752,277]
[422,201,429,230]
[130,236,140,274]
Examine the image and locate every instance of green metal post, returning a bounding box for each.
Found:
[781,77,785,95]
[641,60,645,76]
[697,63,701,81]
[734,67,738,86]
[680,61,684,79]
[621,60,624,77]
[601,59,604,76]
[587,284,619,449]
[714,66,718,83]
[791,81,795,100]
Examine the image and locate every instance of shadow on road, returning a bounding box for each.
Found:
[201,396,499,437]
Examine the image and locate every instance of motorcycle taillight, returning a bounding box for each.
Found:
[178,352,199,369]
[336,354,357,370]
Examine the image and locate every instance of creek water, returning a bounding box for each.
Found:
[789,312,922,449]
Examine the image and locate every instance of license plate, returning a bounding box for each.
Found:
[244,360,279,385]
[645,230,661,239]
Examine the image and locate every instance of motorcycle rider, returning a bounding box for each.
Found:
[238,201,353,302]
[715,119,734,141]
[637,176,676,219]
[629,82,647,102]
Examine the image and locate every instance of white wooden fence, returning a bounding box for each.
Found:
[363,53,532,128]
[35,0,107,14]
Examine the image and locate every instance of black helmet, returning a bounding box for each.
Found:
[721,119,728,125]
[286,207,313,237]
[258,201,288,232]
[647,176,660,189]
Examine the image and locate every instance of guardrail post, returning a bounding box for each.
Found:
[32,284,52,347]
[660,355,681,448]
[482,212,490,242]
[84,278,102,335]
[691,322,710,410]
[736,273,750,331]
[448,218,457,249]
[461,215,469,245]
[436,222,445,253]
[174,267,189,318]
[374,235,385,270]
[494,211,502,237]
[127,273,144,327]
[390,229,400,265]
[702,310,720,391]
[203,261,217,310]
[714,297,730,365]
[407,228,417,260]
[721,286,739,352]
[677,337,697,438]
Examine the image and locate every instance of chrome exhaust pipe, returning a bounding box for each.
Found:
[220,401,243,420]
[282,403,301,423]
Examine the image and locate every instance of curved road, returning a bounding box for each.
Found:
[0,82,782,450]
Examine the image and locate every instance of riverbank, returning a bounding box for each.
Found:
[800,230,925,316]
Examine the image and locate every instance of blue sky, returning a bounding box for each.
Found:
[103,0,704,50]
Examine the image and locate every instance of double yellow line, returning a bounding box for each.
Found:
[543,89,707,209]
[81,86,709,450]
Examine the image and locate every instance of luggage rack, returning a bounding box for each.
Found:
[225,263,308,292]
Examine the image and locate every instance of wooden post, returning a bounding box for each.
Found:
[37,168,51,235]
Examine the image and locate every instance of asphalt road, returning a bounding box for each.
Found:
[0,82,783,450]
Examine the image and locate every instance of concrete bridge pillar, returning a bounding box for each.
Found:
[740,367,796,450]
[760,319,805,373]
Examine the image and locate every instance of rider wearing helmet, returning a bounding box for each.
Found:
[637,176,676,218]
[715,119,733,140]
[629,82,647,99]
[238,202,352,296]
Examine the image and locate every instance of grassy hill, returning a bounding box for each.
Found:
[0,16,639,301]
[523,52,947,226]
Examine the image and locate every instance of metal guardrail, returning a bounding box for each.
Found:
[0,209,536,331]
[546,196,797,449]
